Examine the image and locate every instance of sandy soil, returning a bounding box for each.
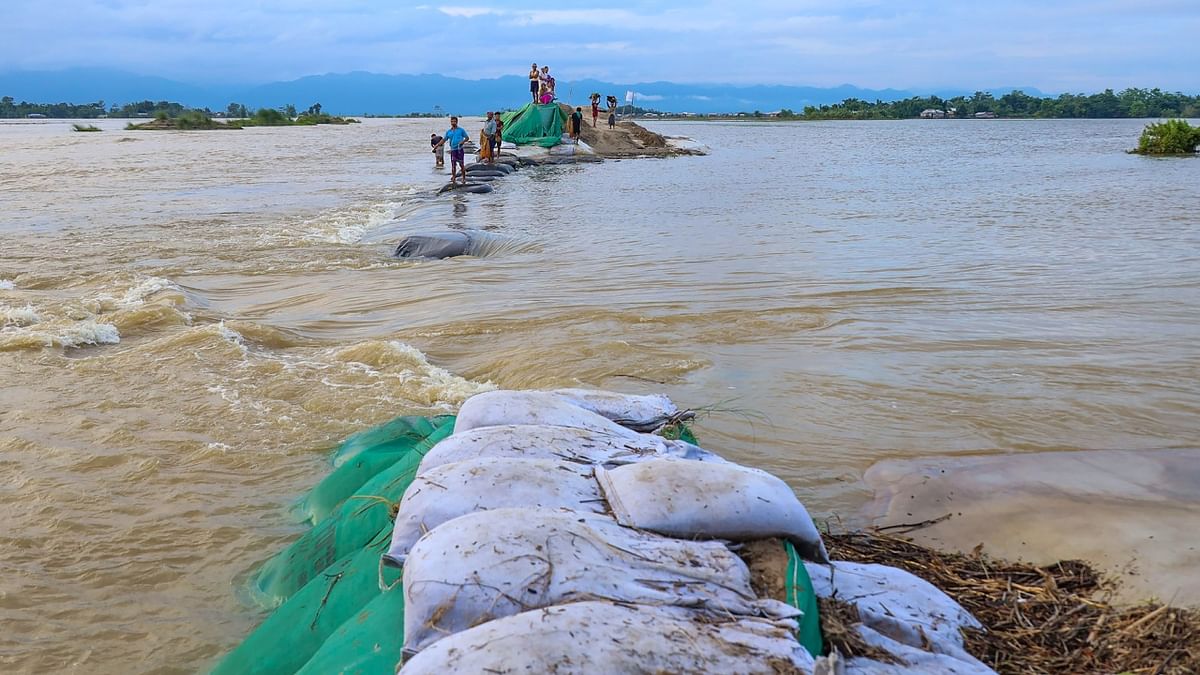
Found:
[558,103,697,158]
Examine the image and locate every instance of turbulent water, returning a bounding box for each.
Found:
[1,116,1197,672]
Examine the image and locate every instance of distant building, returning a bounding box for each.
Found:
[919,109,946,119]
[974,111,997,119]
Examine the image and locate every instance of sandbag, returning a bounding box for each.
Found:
[385,458,605,566]
[805,561,984,667]
[212,531,400,675]
[402,508,797,655]
[399,601,815,674]
[453,389,664,438]
[415,423,723,476]
[838,625,997,674]
[596,459,830,563]
[547,387,679,431]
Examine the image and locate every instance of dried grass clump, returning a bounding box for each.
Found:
[825,530,1200,674]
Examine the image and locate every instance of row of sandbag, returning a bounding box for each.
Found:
[209,388,723,674]
[391,389,996,674]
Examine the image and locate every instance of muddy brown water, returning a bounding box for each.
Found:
[1,117,1198,672]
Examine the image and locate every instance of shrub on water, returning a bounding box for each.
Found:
[1134,119,1200,155]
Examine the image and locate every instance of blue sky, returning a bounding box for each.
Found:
[2,1,1197,91]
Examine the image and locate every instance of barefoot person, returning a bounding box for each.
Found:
[570,107,583,143]
[482,112,497,164]
[430,132,444,167]
[528,64,540,103]
[434,116,469,184]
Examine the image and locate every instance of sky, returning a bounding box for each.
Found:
[2,1,1198,92]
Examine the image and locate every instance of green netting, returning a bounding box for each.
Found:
[295,590,406,675]
[251,418,455,607]
[330,415,452,467]
[500,103,566,147]
[210,531,401,675]
[785,540,825,658]
[298,415,455,525]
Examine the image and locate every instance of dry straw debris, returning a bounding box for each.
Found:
[824,530,1200,674]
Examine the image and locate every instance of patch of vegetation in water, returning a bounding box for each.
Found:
[125,110,240,130]
[71,124,102,132]
[239,104,359,127]
[1131,119,1200,155]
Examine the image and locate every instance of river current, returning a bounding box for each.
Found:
[1,117,1197,672]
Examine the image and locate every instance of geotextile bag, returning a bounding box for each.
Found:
[385,458,605,566]
[416,423,723,476]
[401,508,798,655]
[805,560,985,666]
[596,459,830,563]
[453,390,651,438]
[399,601,815,674]
[547,387,679,431]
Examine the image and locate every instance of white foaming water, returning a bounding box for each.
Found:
[1,304,41,327]
[0,279,14,290]
[28,320,121,349]
[291,188,422,245]
[117,277,182,308]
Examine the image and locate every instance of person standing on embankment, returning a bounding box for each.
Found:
[570,107,583,143]
[434,116,469,185]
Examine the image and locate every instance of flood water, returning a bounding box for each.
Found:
[1,116,1198,672]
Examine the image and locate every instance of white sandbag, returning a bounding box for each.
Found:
[453,390,645,438]
[385,458,604,566]
[399,601,815,675]
[402,508,797,654]
[805,561,986,668]
[840,625,996,674]
[596,459,830,563]
[548,387,679,431]
[416,423,724,476]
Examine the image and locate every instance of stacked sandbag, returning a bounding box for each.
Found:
[394,388,824,673]
[386,388,992,674]
[402,601,815,674]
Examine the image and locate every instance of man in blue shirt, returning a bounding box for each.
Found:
[434,116,470,184]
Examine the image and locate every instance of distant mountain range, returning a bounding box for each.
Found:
[0,68,1049,115]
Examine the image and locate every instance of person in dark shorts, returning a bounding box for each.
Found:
[434,116,469,184]
[430,132,444,167]
[570,107,583,143]
[529,64,539,103]
[608,112,616,129]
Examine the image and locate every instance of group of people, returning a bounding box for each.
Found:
[530,63,556,104]
[430,111,505,185]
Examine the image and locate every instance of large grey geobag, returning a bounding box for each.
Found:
[402,508,798,654]
[416,423,723,476]
[453,389,666,438]
[596,459,830,562]
[399,601,815,674]
[385,458,604,565]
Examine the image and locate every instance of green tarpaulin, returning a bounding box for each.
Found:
[500,103,566,148]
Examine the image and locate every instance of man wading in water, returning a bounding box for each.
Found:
[434,116,469,185]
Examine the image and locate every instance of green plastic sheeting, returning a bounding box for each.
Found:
[295,590,406,675]
[298,416,455,525]
[785,540,825,658]
[210,532,401,675]
[500,103,566,147]
[251,418,455,607]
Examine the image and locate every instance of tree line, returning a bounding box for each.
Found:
[788,88,1200,120]
[0,98,330,119]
